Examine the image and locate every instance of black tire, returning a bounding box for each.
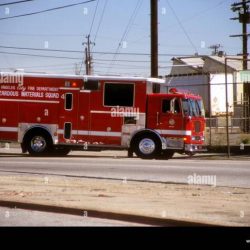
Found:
[26,131,52,156]
[52,147,71,156]
[127,148,134,158]
[133,134,161,159]
[186,152,196,157]
[157,150,175,159]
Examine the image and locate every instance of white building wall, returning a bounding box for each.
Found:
[210,73,234,116]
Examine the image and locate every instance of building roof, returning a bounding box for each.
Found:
[170,55,250,75]
[173,56,205,69]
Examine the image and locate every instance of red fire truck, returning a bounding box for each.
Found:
[0,72,206,159]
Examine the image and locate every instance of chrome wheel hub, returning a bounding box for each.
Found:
[31,136,46,152]
[139,138,155,155]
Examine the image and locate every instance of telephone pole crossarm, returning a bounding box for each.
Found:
[82,35,95,75]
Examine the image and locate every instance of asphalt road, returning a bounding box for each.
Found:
[0,148,250,188]
[0,206,145,226]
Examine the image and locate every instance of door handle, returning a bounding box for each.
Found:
[156,112,159,126]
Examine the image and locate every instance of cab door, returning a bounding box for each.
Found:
[58,88,79,143]
[157,97,184,134]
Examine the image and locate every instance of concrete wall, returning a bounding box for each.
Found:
[205,127,250,146]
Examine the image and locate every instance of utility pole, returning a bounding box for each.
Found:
[83,35,95,75]
[231,0,250,69]
[85,47,89,75]
[151,0,158,78]
[231,0,250,131]
[208,44,223,56]
[242,0,249,70]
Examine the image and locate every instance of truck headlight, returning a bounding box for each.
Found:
[191,136,205,141]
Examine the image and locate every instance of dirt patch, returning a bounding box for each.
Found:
[0,175,249,226]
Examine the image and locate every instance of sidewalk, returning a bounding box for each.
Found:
[0,175,249,226]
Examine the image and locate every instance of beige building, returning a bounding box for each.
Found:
[162,55,250,145]
[163,55,248,117]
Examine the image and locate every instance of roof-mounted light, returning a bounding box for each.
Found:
[169,88,178,94]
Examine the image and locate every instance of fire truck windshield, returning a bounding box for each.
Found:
[182,99,205,117]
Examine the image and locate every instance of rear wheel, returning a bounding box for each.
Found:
[52,147,71,156]
[133,134,161,159]
[26,132,52,156]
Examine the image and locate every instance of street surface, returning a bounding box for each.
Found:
[0,148,250,188]
[0,206,144,226]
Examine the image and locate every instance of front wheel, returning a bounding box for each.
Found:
[158,151,175,159]
[133,134,161,159]
[186,152,196,157]
[26,133,52,156]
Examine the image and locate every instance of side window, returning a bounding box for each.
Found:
[162,98,180,114]
[104,83,134,107]
[65,93,73,110]
[173,99,180,114]
[162,99,171,113]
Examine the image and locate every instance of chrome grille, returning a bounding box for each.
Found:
[194,121,201,132]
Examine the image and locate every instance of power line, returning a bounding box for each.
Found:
[79,0,100,74]
[94,61,149,69]
[165,0,198,54]
[0,51,82,60]
[93,0,108,44]
[94,58,151,63]
[89,0,99,36]
[107,0,143,73]
[0,0,96,21]
[0,45,81,53]
[0,0,34,6]
[0,62,81,70]
[0,31,85,37]
[176,0,229,25]
[79,0,106,74]
[0,45,191,56]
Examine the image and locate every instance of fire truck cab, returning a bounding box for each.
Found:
[0,72,206,159]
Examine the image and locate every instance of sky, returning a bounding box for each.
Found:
[0,0,247,77]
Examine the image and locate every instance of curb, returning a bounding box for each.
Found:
[0,200,219,227]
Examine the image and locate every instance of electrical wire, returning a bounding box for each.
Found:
[89,0,99,36]
[93,0,108,44]
[0,51,82,60]
[165,0,198,54]
[0,45,192,56]
[0,62,81,70]
[0,0,33,6]
[79,0,100,74]
[0,31,84,37]
[106,0,143,73]
[0,0,96,21]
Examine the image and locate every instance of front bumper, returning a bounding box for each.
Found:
[185,144,207,152]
